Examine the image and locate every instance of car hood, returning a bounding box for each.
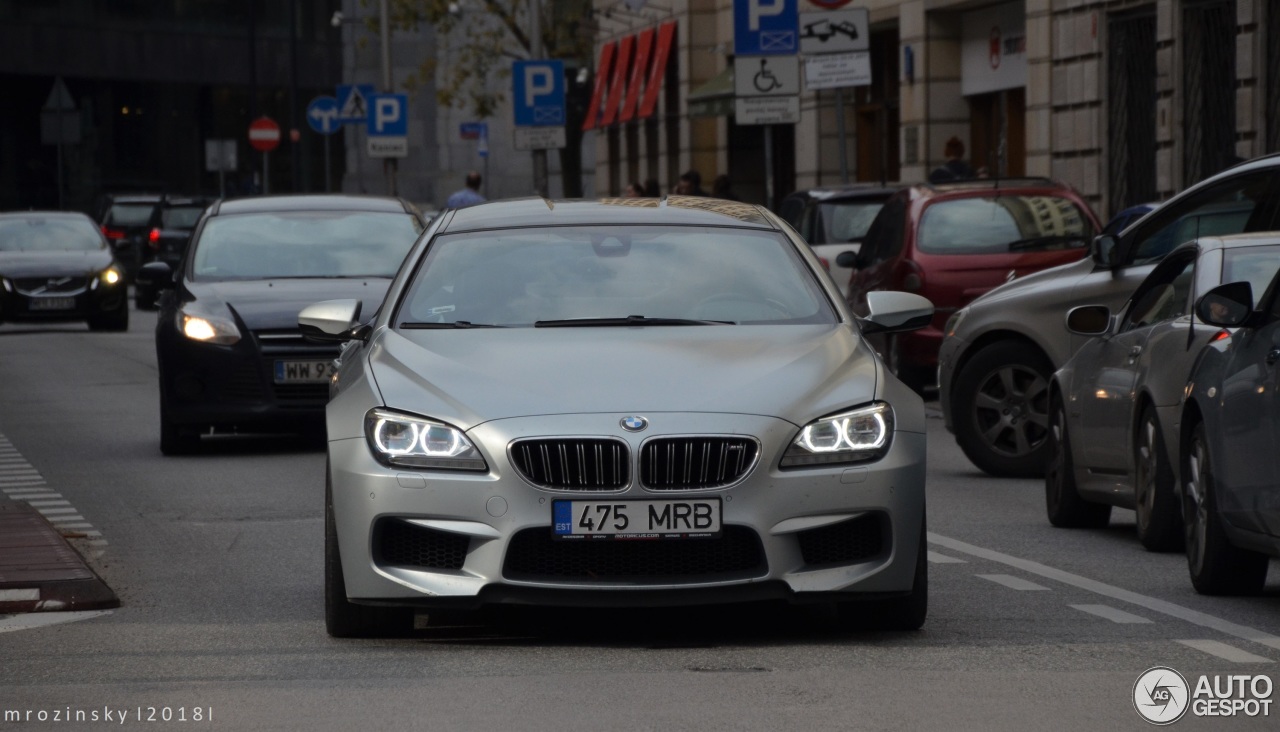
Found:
[964,256,1094,309]
[368,324,880,428]
[0,250,115,278]
[186,279,392,331]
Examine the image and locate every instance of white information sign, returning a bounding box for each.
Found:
[735,96,801,125]
[366,137,408,158]
[514,126,567,151]
[798,8,870,54]
[960,1,1027,96]
[734,55,801,97]
[804,51,872,90]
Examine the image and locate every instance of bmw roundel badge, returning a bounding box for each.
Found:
[620,416,648,432]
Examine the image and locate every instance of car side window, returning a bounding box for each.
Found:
[860,198,905,265]
[1126,172,1274,265]
[1122,255,1196,331]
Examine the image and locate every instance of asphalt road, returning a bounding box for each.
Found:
[0,306,1277,730]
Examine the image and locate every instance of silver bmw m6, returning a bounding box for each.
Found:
[299,196,933,637]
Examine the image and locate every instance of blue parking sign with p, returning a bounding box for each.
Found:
[513,60,565,127]
[367,93,408,136]
[734,0,799,55]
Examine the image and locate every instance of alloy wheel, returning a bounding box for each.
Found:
[1185,435,1210,575]
[971,364,1050,458]
[1136,417,1158,529]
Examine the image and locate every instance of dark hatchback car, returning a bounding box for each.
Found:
[0,211,128,331]
[843,179,1100,392]
[139,195,426,454]
[134,197,212,309]
[1179,262,1280,594]
[99,193,166,278]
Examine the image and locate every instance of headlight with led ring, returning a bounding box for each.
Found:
[781,402,894,468]
[364,408,488,471]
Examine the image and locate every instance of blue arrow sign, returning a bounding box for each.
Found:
[306,96,341,135]
[513,60,566,127]
[734,0,799,56]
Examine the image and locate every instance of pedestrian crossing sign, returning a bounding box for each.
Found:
[336,84,375,124]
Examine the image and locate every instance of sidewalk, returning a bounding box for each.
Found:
[0,501,118,613]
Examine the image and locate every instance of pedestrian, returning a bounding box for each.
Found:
[928,137,975,184]
[712,174,741,201]
[643,178,661,197]
[624,181,645,197]
[446,171,486,208]
[674,170,706,196]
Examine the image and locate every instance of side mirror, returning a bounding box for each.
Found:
[1195,281,1254,328]
[1091,234,1120,268]
[136,261,173,289]
[299,299,367,342]
[1065,305,1112,336]
[859,291,934,335]
[835,250,858,269]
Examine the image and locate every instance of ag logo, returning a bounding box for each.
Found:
[1134,666,1190,725]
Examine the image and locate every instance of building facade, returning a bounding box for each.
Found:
[587,0,1280,220]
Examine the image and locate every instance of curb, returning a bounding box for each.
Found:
[0,502,119,613]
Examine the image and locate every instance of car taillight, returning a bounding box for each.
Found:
[1210,329,1231,343]
[148,228,161,250]
[102,226,125,240]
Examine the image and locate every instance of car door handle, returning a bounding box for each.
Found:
[1267,348,1280,366]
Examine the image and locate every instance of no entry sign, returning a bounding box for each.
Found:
[248,117,281,153]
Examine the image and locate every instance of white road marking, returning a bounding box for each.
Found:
[37,507,79,515]
[1177,640,1273,663]
[25,500,71,507]
[47,515,85,522]
[978,573,1051,591]
[0,589,40,602]
[10,492,60,499]
[2,487,51,494]
[0,611,112,634]
[1070,604,1153,624]
[927,551,967,564]
[930,532,1280,652]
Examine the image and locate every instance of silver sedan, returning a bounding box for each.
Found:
[301,197,933,637]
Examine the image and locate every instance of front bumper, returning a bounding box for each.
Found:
[330,412,927,609]
[0,278,126,325]
[157,325,339,431]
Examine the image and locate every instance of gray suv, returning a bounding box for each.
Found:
[939,154,1280,477]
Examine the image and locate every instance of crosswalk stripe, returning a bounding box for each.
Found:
[1070,604,1153,624]
[1178,640,1273,663]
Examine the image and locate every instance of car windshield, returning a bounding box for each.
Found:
[396,225,836,327]
[0,216,105,252]
[819,200,884,242]
[190,210,423,281]
[105,203,158,227]
[162,205,206,229]
[1222,245,1280,297]
[917,195,1095,254]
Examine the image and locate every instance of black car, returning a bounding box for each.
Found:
[0,211,128,331]
[776,184,901,295]
[135,196,212,309]
[139,195,427,454]
[99,193,166,279]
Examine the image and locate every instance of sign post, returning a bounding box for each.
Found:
[800,7,870,183]
[734,0,799,210]
[306,95,341,192]
[248,117,281,194]
[513,59,567,197]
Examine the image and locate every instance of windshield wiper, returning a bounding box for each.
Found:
[1008,235,1088,251]
[400,321,507,329]
[534,315,735,327]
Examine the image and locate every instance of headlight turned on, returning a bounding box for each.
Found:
[178,308,241,345]
[781,402,894,467]
[101,267,122,285]
[364,408,488,471]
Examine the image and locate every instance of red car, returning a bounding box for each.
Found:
[840,179,1101,392]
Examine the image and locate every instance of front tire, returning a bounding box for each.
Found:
[1183,421,1269,595]
[1134,405,1183,552]
[325,475,414,638]
[1045,393,1111,528]
[953,341,1053,477]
